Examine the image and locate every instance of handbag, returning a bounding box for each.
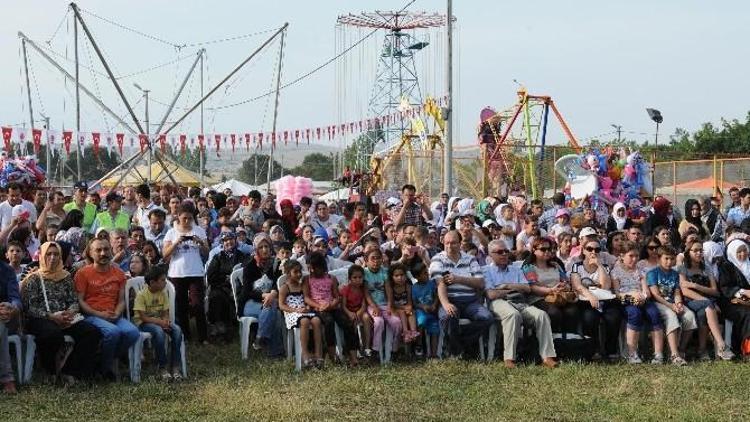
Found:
[730,297,750,307]
[544,288,578,306]
[578,287,616,302]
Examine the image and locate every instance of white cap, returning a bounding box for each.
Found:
[578,227,598,238]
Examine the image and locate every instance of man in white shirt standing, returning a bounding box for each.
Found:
[132,183,163,229]
[0,183,37,231]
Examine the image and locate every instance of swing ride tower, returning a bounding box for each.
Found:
[337,11,448,151]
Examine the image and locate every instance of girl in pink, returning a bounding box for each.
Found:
[303,251,358,366]
[363,249,402,357]
[385,263,419,343]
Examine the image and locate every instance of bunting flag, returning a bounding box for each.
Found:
[197,134,205,152]
[179,134,187,156]
[294,129,299,146]
[92,132,101,158]
[306,128,311,144]
[283,131,288,146]
[116,133,124,156]
[78,134,85,157]
[62,130,72,154]
[159,134,167,153]
[1,127,13,152]
[32,128,42,154]
[230,134,236,153]
[48,131,56,152]
[105,134,113,154]
[214,134,221,153]
[139,134,149,153]
[258,132,263,149]
[244,133,251,151]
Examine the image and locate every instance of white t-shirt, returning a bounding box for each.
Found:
[0,200,38,230]
[164,225,207,278]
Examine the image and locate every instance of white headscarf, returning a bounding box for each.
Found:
[457,198,475,217]
[446,196,461,221]
[702,241,723,280]
[726,239,750,282]
[611,202,627,230]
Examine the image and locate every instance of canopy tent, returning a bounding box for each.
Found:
[318,187,355,202]
[210,179,255,196]
[100,159,218,187]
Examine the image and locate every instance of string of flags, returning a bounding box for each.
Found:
[1,96,447,159]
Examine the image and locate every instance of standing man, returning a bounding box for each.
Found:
[0,182,38,231]
[144,208,169,251]
[121,186,138,217]
[727,187,750,228]
[63,181,97,233]
[75,238,139,380]
[483,240,557,368]
[90,192,131,234]
[394,184,433,227]
[132,183,162,230]
[430,230,493,358]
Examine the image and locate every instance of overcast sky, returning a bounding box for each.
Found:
[2,0,748,151]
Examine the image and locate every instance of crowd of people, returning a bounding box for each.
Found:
[2,179,750,394]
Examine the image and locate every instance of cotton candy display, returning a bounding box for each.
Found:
[0,153,46,188]
[274,175,313,212]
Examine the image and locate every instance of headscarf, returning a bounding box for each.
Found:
[456,198,475,217]
[37,241,70,282]
[476,198,496,224]
[684,198,707,238]
[726,239,750,282]
[252,233,273,269]
[611,202,627,230]
[652,197,671,219]
[446,197,461,221]
[702,241,723,280]
[278,199,297,231]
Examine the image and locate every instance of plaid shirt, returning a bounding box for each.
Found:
[397,202,424,226]
[429,251,483,301]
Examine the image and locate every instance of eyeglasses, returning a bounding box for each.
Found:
[490,249,510,255]
[585,246,602,253]
[536,247,551,252]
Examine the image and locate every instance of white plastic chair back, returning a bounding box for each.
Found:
[165,280,177,322]
[230,268,244,320]
[125,276,146,320]
[277,274,288,290]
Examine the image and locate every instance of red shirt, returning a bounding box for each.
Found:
[340,284,364,313]
[349,217,364,242]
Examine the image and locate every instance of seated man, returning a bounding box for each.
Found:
[483,240,557,368]
[430,230,493,358]
[75,238,140,380]
[0,259,20,394]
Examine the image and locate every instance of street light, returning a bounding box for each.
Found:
[646,108,663,148]
[611,124,622,142]
[133,83,151,182]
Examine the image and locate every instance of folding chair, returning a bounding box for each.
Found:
[230,267,259,359]
[6,334,23,384]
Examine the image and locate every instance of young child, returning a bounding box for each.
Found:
[291,239,307,260]
[363,249,402,356]
[5,241,27,283]
[386,263,419,344]
[303,252,358,366]
[610,241,664,364]
[331,229,352,259]
[133,265,183,381]
[349,203,367,242]
[278,259,322,369]
[340,265,373,358]
[646,246,698,366]
[549,209,573,238]
[409,262,439,357]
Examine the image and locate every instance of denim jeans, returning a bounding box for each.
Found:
[85,316,140,373]
[243,300,284,357]
[0,321,12,383]
[140,323,183,368]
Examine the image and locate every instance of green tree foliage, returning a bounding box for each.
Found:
[342,129,383,170]
[237,154,285,185]
[167,146,209,176]
[63,145,122,181]
[287,153,334,181]
[670,112,750,156]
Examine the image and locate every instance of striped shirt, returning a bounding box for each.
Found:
[429,251,483,301]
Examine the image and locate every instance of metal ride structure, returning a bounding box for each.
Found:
[478,88,582,199]
[18,2,287,191]
[337,11,448,153]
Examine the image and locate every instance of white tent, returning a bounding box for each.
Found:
[318,187,354,201]
[210,179,255,196]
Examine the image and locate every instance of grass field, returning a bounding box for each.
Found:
[1,341,748,421]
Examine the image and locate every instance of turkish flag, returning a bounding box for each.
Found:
[139,134,149,152]
[283,131,288,146]
[244,133,251,151]
[116,133,124,156]
[159,134,166,153]
[316,127,321,140]
[62,130,73,154]
[294,130,299,146]
[214,134,221,153]
[306,128,311,144]
[92,132,101,158]
[179,134,187,156]
[1,127,12,152]
[258,132,263,149]
[230,134,236,153]
[198,134,205,151]
[32,128,42,154]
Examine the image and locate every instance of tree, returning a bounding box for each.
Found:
[63,145,122,181]
[237,154,285,185]
[167,146,209,176]
[288,153,334,181]
[669,111,750,157]
[342,129,383,170]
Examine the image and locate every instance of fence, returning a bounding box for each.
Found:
[376,144,750,210]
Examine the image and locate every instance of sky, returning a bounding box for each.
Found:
[1,0,749,154]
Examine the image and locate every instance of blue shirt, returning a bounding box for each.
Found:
[727,205,750,227]
[365,267,388,306]
[646,267,680,303]
[411,279,437,307]
[0,261,22,310]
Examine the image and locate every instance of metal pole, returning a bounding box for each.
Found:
[18,32,139,135]
[145,90,151,182]
[266,28,286,194]
[74,14,81,181]
[44,116,51,184]
[200,51,204,188]
[22,39,34,136]
[443,0,454,196]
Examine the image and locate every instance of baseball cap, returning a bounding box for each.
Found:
[579,227,598,238]
[386,197,402,209]
[105,192,123,203]
[555,209,570,218]
[482,219,498,228]
[73,181,88,191]
[11,205,29,221]
[312,235,327,245]
[220,231,237,241]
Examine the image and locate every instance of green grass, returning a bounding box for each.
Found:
[1,342,748,421]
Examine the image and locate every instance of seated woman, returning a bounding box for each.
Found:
[21,242,101,385]
[570,239,622,360]
[523,238,580,335]
[717,239,750,359]
[207,232,248,342]
[237,233,284,357]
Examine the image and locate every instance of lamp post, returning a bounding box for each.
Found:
[646,108,663,196]
[610,124,622,142]
[134,83,151,182]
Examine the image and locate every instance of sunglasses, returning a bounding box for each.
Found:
[647,245,659,250]
[585,246,602,253]
[490,249,510,255]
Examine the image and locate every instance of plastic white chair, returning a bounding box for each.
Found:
[230,268,259,359]
[23,334,75,384]
[7,334,23,384]
[165,281,188,378]
[437,318,485,360]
